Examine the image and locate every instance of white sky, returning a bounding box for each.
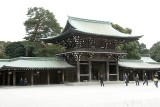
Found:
[0,0,159,49]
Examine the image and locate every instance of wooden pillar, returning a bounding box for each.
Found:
[107,60,109,81]
[31,71,33,85]
[116,61,119,81]
[47,70,50,84]
[62,71,64,83]
[8,72,10,85]
[151,71,154,80]
[132,70,135,81]
[77,60,80,82]
[13,71,16,86]
[105,61,107,80]
[3,72,5,85]
[89,60,92,81]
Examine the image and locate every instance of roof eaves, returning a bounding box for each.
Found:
[72,29,143,40]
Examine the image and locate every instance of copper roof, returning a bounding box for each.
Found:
[1,57,74,69]
[41,16,143,42]
[118,57,160,69]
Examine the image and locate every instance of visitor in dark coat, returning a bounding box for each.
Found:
[143,73,148,85]
[24,78,27,86]
[135,74,139,86]
[19,78,23,86]
[100,75,104,87]
[124,73,129,86]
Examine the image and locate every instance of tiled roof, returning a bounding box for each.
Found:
[41,16,143,42]
[0,59,10,68]
[67,16,143,38]
[140,56,156,63]
[1,57,74,69]
[118,57,160,69]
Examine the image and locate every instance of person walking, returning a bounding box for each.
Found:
[24,78,28,86]
[19,78,23,86]
[124,73,129,86]
[135,74,139,86]
[143,73,148,85]
[153,72,159,88]
[100,75,104,87]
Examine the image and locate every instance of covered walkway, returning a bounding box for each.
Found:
[118,57,160,81]
[0,57,74,86]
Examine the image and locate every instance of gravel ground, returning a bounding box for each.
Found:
[0,81,159,107]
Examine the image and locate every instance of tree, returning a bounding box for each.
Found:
[34,44,65,57]
[24,7,62,42]
[139,43,149,55]
[22,41,65,57]
[150,41,160,62]
[111,23,132,34]
[22,41,40,57]
[112,23,141,59]
[0,41,10,58]
[116,41,141,59]
[5,42,25,58]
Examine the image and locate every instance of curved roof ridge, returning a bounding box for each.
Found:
[68,16,111,24]
[41,16,143,42]
[13,57,65,61]
[67,16,142,38]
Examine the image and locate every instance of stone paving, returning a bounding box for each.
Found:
[0,81,159,107]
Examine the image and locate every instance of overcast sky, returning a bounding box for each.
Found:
[0,0,159,49]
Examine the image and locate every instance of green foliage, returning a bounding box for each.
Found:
[0,51,6,58]
[22,41,65,57]
[139,43,149,55]
[22,41,42,57]
[24,7,62,42]
[111,23,132,34]
[0,41,8,58]
[116,41,141,59]
[34,44,65,57]
[112,23,141,59]
[5,42,25,58]
[150,41,160,62]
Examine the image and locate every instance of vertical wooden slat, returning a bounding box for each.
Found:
[47,70,50,84]
[89,60,92,81]
[77,60,80,82]
[13,71,16,86]
[107,60,109,81]
[116,61,119,81]
[31,71,33,85]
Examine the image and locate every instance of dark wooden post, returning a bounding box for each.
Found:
[77,60,80,82]
[74,53,81,82]
[3,72,5,85]
[47,70,50,84]
[106,60,109,81]
[89,60,92,81]
[31,71,33,85]
[62,71,64,83]
[8,72,10,85]
[13,71,16,86]
[132,70,135,81]
[116,61,119,81]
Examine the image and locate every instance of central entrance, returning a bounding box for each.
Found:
[92,61,106,80]
[78,60,118,82]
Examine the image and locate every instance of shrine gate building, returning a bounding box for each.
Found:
[42,16,143,82]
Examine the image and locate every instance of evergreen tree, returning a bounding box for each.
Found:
[24,7,62,42]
